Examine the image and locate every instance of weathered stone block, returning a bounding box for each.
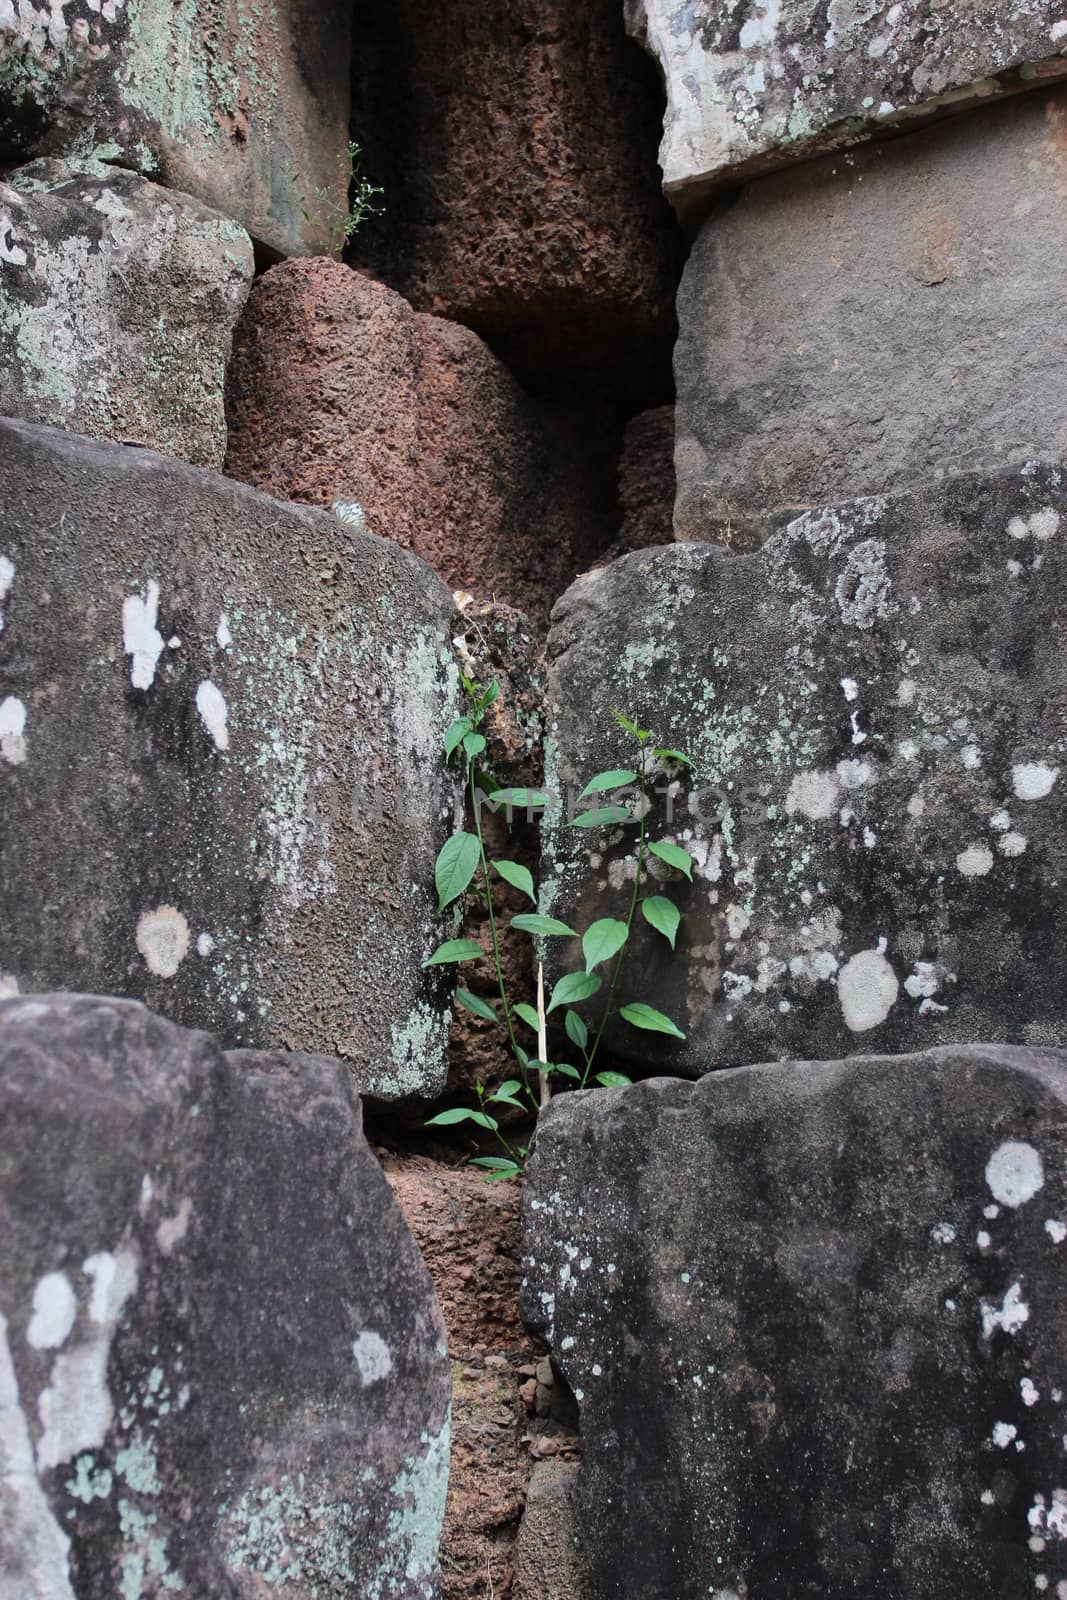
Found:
[225,257,620,627]
[543,462,1067,1075]
[524,1046,1067,1597]
[348,0,680,395]
[627,0,1067,214]
[0,0,350,257]
[0,416,460,1099]
[0,992,450,1598]
[674,87,1067,546]
[0,160,253,471]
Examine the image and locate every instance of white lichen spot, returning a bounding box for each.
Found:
[1023,1378,1041,1407]
[981,1281,1030,1340]
[907,793,925,818]
[986,1141,1044,1208]
[898,739,920,761]
[785,768,840,820]
[1013,763,1059,801]
[896,678,917,706]
[836,758,871,789]
[0,552,13,632]
[990,809,1012,832]
[36,1249,137,1473]
[0,1313,76,1599]
[135,906,190,979]
[352,1330,392,1386]
[0,211,27,266]
[982,1489,996,1506]
[837,949,898,1032]
[999,831,1028,857]
[957,843,994,877]
[0,694,27,765]
[1008,509,1060,542]
[0,973,20,997]
[195,679,229,751]
[977,1231,991,1250]
[961,745,982,770]
[216,613,232,650]
[196,932,215,959]
[930,1222,956,1245]
[994,1422,1018,1448]
[27,1273,77,1350]
[905,961,940,999]
[1046,1220,1067,1244]
[122,580,164,690]
[840,676,859,701]
[155,1198,192,1256]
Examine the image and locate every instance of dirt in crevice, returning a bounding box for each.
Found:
[377,1148,578,1599]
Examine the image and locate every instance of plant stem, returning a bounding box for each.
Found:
[583,754,649,1086]
[536,962,551,1109]
[468,761,530,1096]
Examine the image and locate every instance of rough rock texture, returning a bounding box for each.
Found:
[384,1155,539,1600]
[225,258,620,629]
[674,89,1067,546]
[0,0,350,257]
[0,417,460,1100]
[627,0,1067,217]
[607,406,676,561]
[543,462,1067,1076]
[0,160,253,471]
[511,1460,583,1600]
[348,0,680,398]
[524,1047,1067,1598]
[0,993,450,1598]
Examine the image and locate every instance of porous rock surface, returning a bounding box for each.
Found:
[524,1046,1067,1597]
[0,416,459,1100]
[627,0,1067,215]
[0,992,450,1598]
[607,405,677,560]
[225,258,620,628]
[0,0,350,256]
[0,159,253,471]
[348,0,680,395]
[674,88,1067,545]
[385,1154,539,1600]
[543,462,1067,1075]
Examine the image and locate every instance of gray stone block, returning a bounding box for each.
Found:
[524,1044,1067,1597]
[0,0,351,257]
[627,0,1067,213]
[0,417,460,1099]
[0,992,451,1598]
[542,462,1067,1075]
[674,88,1067,546]
[0,160,253,471]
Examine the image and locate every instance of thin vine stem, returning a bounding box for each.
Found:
[468,759,532,1100]
[582,750,649,1086]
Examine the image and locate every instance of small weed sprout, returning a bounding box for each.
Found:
[424,675,692,1178]
[287,140,384,254]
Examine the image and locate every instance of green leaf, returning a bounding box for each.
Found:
[548,971,602,1013]
[548,1061,581,1080]
[494,1080,524,1098]
[514,1044,530,1070]
[619,1002,686,1039]
[613,711,652,742]
[444,717,472,757]
[470,1156,520,1173]
[491,787,549,810]
[596,1070,632,1088]
[455,988,497,1023]
[484,1168,520,1182]
[423,938,483,967]
[583,918,629,973]
[479,679,501,709]
[648,839,694,881]
[474,766,502,796]
[462,731,487,759]
[571,805,633,829]
[511,913,577,938]
[435,832,481,912]
[487,1092,525,1111]
[580,769,637,797]
[642,895,681,950]
[426,1107,499,1130]
[513,1002,541,1032]
[565,1009,589,1050]
[654,747,693,768]
[492,859,536,903]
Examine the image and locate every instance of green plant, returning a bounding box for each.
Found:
[424,676,693,1178]
[288,140,384,253]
